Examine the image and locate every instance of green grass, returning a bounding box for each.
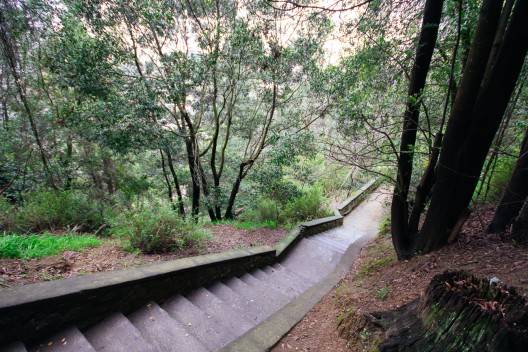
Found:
[0,232,103,259]
[230,219,278,230]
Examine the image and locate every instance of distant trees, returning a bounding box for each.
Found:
[0,0,331,221]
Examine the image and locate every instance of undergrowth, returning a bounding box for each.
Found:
[0,232,102,259]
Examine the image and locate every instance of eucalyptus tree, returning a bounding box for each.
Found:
[69,0,330,220]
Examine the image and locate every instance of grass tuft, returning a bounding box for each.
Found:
[0,232,102,259]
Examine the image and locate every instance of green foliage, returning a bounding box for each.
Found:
[0,197,16,232]
[17,190,104,233]
[109,205,212,254]
[0,232,102,259]
[282,186,330,223]
[378,286,391,301]
[239,185,330,225]
[229,220,278,230]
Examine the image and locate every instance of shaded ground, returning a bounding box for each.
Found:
[0,224,286,288]
[273,206,528,351]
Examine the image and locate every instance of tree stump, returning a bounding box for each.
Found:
[366,271,528,351]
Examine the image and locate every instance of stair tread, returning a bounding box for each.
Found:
[223,277,290,318]
[83,312,155,352]
[128,301,208,352]
[28,326,96,352]
[280,238,342,281]
[207,281,263,324]
[306,236,347,253]
[163,294,236,350]
[252,268,307,298]
[186,287,253,336]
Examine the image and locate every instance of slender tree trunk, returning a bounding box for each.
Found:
[225,162,250,220]
[185,138,201,219]
[166,151,185,216]
[488,128,528,233]
[390,0,444,258]
[418,0,528,254]
[159,149,174,207]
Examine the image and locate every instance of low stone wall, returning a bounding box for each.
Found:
[337,178,381,216]
[0,247,275,345]
[276,216,343,260]
[0,179,380,345]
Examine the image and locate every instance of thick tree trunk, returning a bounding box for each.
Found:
[512,198,528,244]
[417,0,528,254]
[368,271,528,352]
[488,128,528,233]
[390,0,444,259]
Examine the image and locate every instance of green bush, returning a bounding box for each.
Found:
[0,196,16,232]
[0,232,102,259]
[109,206,212,254]
[283,186,330,223]
[17,190,104,232]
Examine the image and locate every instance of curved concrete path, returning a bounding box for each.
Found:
[2,188,390,352]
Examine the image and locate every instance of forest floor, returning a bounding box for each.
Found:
[272,205,528,351]
[0,224,286,288]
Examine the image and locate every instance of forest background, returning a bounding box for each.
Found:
[0,0,527,260]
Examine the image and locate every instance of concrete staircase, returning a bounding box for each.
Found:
[2,191,388,352]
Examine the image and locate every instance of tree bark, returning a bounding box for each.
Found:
[418,0,528,254]
[390,0,444,258]
[159,149,174,207]
[512,197,528,244]
[488,128,528,233]
[166,150,185,216]
[368,271,528,352]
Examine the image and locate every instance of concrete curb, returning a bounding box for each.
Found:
[221,231,377,352]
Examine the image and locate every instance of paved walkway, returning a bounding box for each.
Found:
[4,189,390,352]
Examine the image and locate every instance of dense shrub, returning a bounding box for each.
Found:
[238,186,330,225]
[17,190,104,232]
[109,205,212,254]
[283,186,330,223]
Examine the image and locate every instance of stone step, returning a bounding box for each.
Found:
[317,230,354,248]
[28,326,96,352]
[83,312,155,352]
[252,268,306,298]
[305,235,348,253]
[206,281,263,324]
[264,264,314,292]
[162,294,236,350]
[270,263,314,284]
[128,301,208,352]
[0,342,27,352]
[185,287,253,337]
[280,238,341,281]
[223,276,289,319]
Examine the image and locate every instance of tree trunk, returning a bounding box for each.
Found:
[159,149,174,207]
[166,151,185,216]
[225,162,250,220]
[185,138,201,219]
[416,0,528,254]
[390,0,444,259]
[512,197,528,244]
[488,128,528,233]
[367,271,528,352]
